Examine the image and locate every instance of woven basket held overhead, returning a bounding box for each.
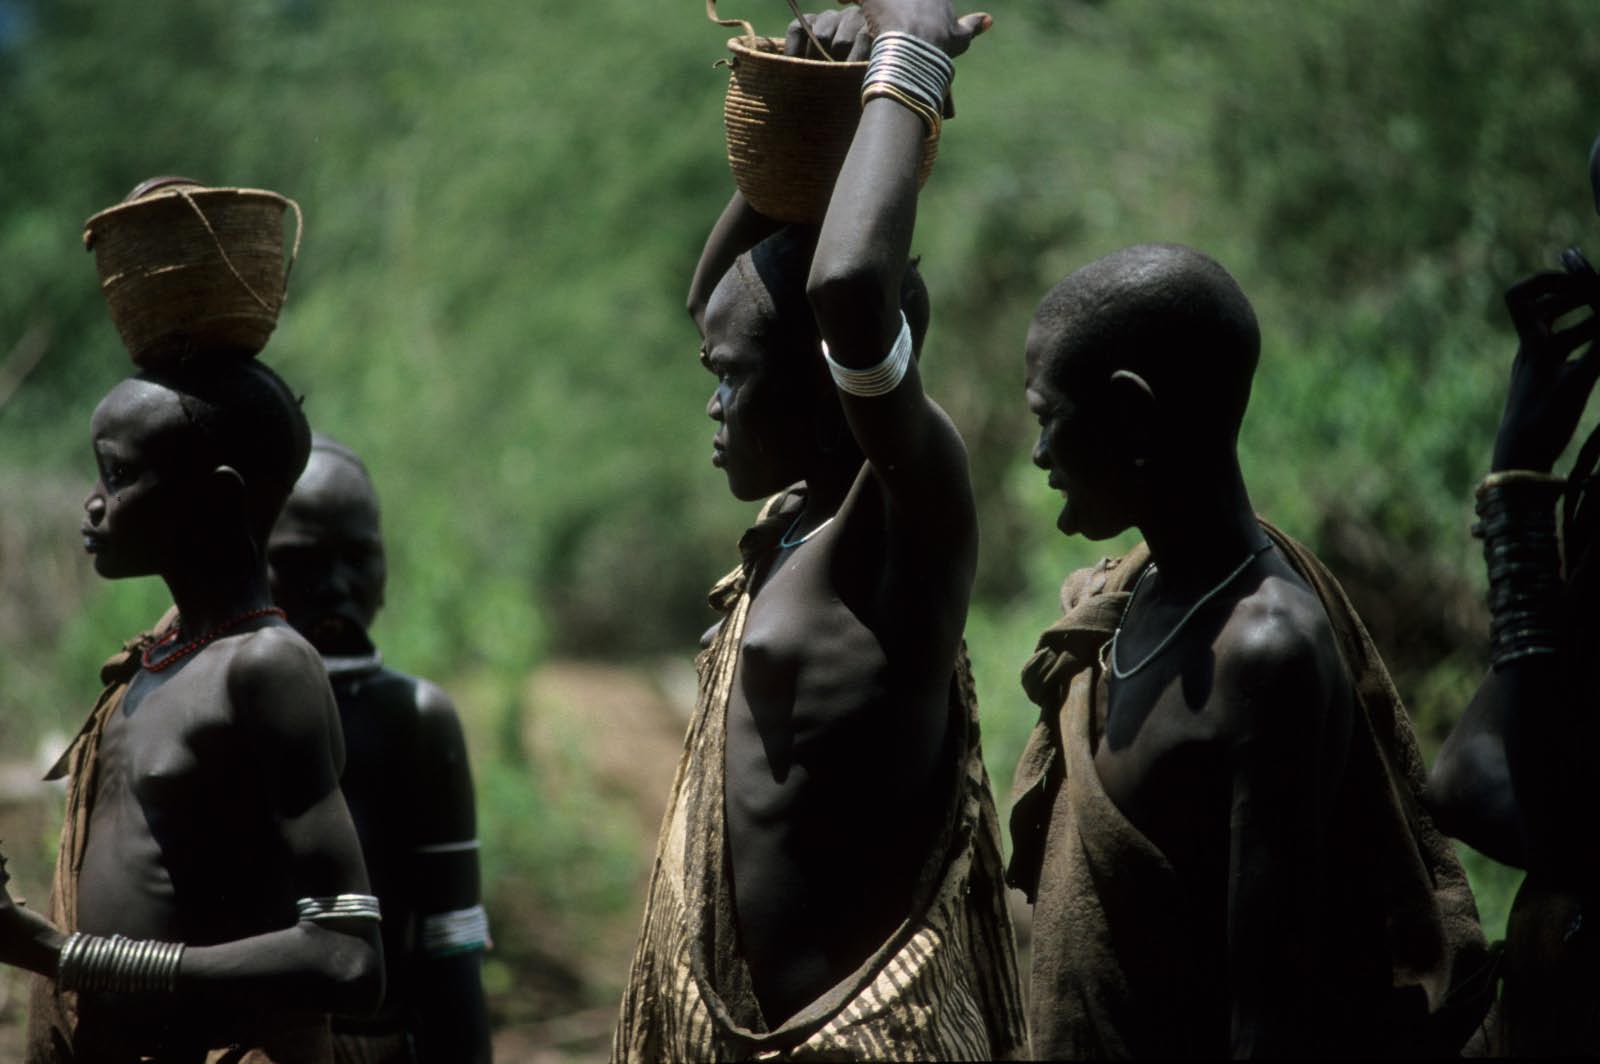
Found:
[83,183,302,368]
[712,2,939,225]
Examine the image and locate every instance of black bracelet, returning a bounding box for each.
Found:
[1478,481,1564,670]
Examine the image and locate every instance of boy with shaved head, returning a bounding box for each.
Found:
[613,1,1027,1059]
[0,351,384,1061]
[269,435,492,1064]
[1008,243,1490,1056]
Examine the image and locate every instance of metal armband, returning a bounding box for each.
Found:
[822,312,912,398]
[419,904,492,958]
[296,893,383,923]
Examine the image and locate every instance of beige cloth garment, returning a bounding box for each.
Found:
[25,610,334,1064]
[1007,521,1495,1058]
[612,487,1028,1062]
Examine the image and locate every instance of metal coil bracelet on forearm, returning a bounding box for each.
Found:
[56,931,184,994]
[1475,472,1567,669]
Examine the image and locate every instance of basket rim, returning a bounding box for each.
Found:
[725,34,868,69]
[82,186,294,237]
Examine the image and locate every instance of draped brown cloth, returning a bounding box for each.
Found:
[1006,521,1495,1058]
[612,487,1029,1062]
[25,610,333,1064]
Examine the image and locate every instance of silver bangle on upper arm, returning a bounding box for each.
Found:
[296,893,383,923]
[419,903,492,957]
[822,312,912,398]
[414,837,479,856]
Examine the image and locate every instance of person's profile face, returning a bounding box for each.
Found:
[82,378,191,580]
[701,271,812,502]
[1024,323,1133,541]
[267,450,385,655]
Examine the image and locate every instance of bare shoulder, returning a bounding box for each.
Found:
[224,625,336,731]
[403,671,477,833]
[411,676,469,752]
[1215,571,1348,728]
[919,397,974,510]
[227,623,323,681]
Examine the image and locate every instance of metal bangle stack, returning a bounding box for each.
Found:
[56,931,184,994]
[823,311,912,397]
[862,31,954,133]
[1475,475,1567,669]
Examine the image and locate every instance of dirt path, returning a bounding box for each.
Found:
[489,658,693,1062]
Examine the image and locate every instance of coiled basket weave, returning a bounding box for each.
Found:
[83,183,302,368]
[721,34,940,224]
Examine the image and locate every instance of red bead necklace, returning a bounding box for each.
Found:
[140,606,287,672]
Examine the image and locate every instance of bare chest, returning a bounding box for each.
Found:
[726,548,891,812]
[78,662,248,937]
[95,665,238,815]
[1093,653,1232,869]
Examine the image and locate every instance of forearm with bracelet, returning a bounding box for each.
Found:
[861,30,954,134]
[1475,469,1568,669]
[55,893,381,996]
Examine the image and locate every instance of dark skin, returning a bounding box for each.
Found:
[687,0,988,1025]
[268,446,491,1064]
[1024,281,1356,1057]
[0,377,382,1054]
[1428,259,1600,876]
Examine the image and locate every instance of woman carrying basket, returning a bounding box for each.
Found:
[612,1,1027,1060]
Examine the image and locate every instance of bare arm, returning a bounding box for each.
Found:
[408,682,492,1064]
[1429,262,1600,872]
[805,0,988,526]
[1426,669,1526,867]
[687,192,781,335]
[174,629,383,1015]
[1221,607,1345,1056]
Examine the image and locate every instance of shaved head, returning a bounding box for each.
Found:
[268,432,387,650]
[133,355,311,536]
[1032,243,1259,446]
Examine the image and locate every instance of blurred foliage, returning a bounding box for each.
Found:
[3,0,1597,979]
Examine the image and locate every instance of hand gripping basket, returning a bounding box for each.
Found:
[83,179,303,367]
[710,1,939,224]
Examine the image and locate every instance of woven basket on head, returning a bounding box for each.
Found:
[719,32,939,225]
[83,184,302,368]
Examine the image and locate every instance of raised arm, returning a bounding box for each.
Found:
[1427,261,1600,874]
[804,0,988,518]
[688,192,782,335]
[165,628,383,1014]
[407,681,493,1064]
